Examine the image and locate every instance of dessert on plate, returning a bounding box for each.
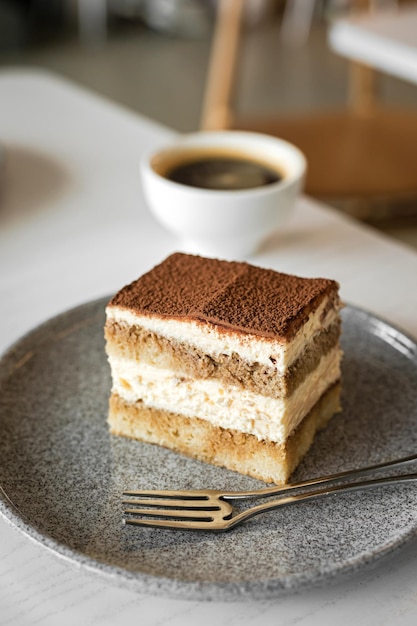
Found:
[104,252,342,484]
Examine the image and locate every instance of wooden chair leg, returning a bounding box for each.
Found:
[200,0,245,131]
[348,61,379,116]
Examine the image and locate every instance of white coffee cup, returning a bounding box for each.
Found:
[140,130,306,259]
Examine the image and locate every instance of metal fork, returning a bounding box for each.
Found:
[122,453,417,532]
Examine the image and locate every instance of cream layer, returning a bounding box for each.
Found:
[108,346,341,444]
[106,295,340,375]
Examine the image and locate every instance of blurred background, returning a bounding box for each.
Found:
[1,0,417,247]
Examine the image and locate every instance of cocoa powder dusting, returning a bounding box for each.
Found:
[108,253,339,341]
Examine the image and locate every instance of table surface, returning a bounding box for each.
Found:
[328,4,417,85]
[1,69,417,625]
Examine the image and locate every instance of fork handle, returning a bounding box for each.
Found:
[223,452,417,500]
[227,472,417,529]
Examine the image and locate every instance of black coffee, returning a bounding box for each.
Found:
[153,149,284,191]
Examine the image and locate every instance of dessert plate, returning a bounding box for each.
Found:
[0,298,417,601]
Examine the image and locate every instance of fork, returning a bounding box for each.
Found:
[122,453,417,532]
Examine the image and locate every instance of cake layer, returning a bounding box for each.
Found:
[107,253,340,345]
[108,382,341,484]
[106,292,341,375]
[108,346,342,444]
[105,318,341,399]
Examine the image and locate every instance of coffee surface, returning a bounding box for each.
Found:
[166,155,281,190]
[152,147,284,191]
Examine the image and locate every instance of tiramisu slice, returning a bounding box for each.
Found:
[105,253,342,484]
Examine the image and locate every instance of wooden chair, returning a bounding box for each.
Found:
[200,0,417,221]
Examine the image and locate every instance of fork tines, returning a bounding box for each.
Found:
[122,489,232,530]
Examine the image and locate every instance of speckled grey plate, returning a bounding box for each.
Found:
[1,298,417,601]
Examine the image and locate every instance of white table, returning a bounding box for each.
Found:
[1,69,417,625]
[328,4,417,85]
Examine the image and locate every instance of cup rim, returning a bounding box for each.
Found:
[140,130,306,197]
